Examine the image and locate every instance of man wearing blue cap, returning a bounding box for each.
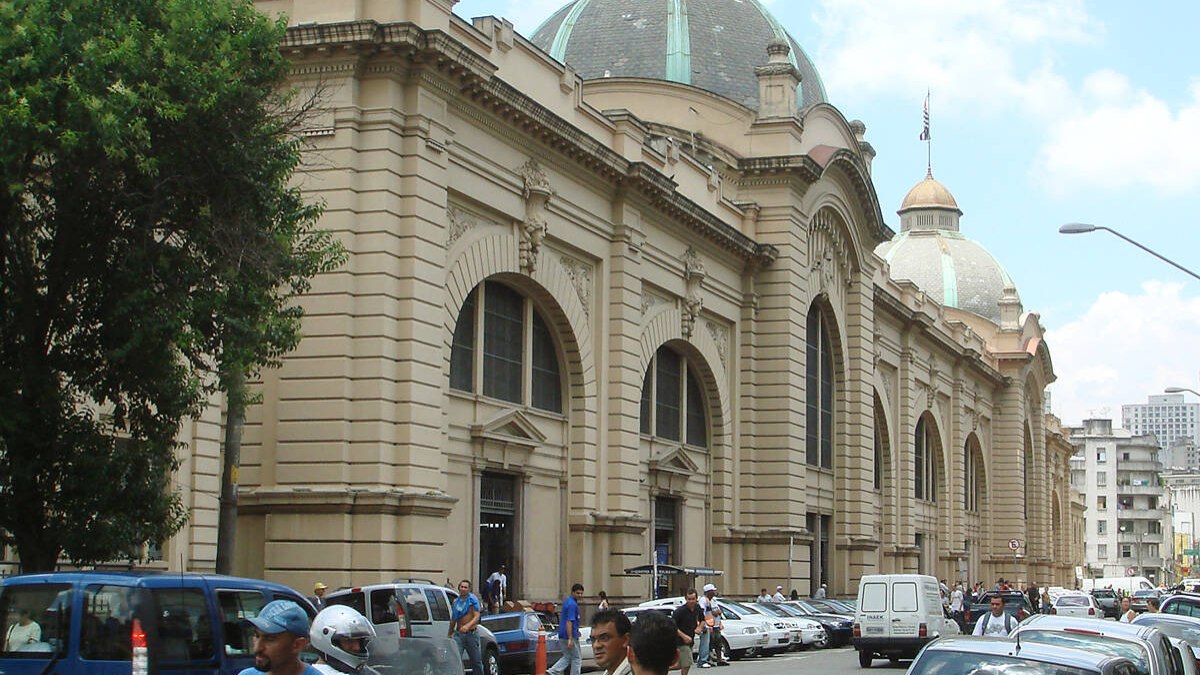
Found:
[238,599,320,675]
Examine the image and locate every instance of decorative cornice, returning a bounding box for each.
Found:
[282,21,777,269]
[239,488,456,517]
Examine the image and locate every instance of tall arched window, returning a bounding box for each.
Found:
[449,281,563,413]
[640,346,708,448]
[964,436,981,512]
[873,392,888,491]
[806,305,834,469]
[915,414,938,502]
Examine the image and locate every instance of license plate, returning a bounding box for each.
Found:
[865,627,884,635]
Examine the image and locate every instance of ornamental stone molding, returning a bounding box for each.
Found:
[519,159,554,273]
[642,289,670,316]
[681,247,706,338]
[809,210,852,293]
[705,319,729,367]
[558,254,593,321]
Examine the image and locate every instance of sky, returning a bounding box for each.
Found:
[451,0,1200,428]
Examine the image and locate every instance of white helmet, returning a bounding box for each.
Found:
[310,605,375,674]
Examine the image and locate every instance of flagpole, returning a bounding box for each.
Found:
[925,90,932,174]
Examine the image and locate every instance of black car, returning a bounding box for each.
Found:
[768,602,853,647]
[1091,588,1119,619]
[963,591,1033,633]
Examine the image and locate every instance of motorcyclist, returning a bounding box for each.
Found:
[309,606,376,675]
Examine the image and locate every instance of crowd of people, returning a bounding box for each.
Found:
[230,586,684,675]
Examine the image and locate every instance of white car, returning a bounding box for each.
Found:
[1051,593,1102,618]
[751,602,827,648]
[632,600,769,659]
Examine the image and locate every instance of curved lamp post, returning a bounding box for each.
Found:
[1059,223,1200,282]
[1165,386,1200,397]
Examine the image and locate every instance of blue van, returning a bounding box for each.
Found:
[0,571,315,675]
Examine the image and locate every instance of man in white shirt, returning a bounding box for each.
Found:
[4,609,40,651]
[756,589,771,603]
[813,584,827,600]
[972,597,1014,637]
[486,564,508,613]
[949,585,964,624]
[770,586,786,602]
[1118,596,1137,623]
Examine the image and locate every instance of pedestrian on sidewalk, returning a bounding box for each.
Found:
[548,584,585,675]
[671,590,702,675]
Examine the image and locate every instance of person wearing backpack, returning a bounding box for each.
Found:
[972,596,1014,637]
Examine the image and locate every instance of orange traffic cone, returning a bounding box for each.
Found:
[535,628,547,675]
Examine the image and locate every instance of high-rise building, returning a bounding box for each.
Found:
[1071,418,1172,582]
[1123,394,1200,452]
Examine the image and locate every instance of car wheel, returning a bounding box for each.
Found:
[858,650,872,668]
[484,647,502,675]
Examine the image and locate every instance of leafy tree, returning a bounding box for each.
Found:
[0,0,342,571]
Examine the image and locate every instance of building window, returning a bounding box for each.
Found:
[640,346,709,448]
[805,305,834,469]
[1096,471,1107,487]
[1096,451,1107,463]
[1120,544,1132,558]
[964,437,980,512]
[1097,496,1107,510]
[915,414,938,502]
[1097,520,1107,535]
[450,282,563,413]
[1098,544,1108,559]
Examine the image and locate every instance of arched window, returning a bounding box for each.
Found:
[873,392,887,491]
[915,414,938,502]
[964,436,981,512]
[640,346,708,447]
[806,306,834,469]
[449,281,563,413]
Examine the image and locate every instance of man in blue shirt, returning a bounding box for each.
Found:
[548,583,585,675]
[448,580,485,675]
[238,599,321,675]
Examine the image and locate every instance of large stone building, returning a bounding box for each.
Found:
[157,0,1083,599]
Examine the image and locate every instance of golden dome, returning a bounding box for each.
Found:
[899,170,960,213]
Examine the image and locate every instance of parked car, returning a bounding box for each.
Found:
[1163,593,1200,619]
[772,601,853,646]
[1132,613,1200,663]
[905,635,1141,675]
[480,611,561,674]
[1012,614,1185,675]
[629,601,768,659]
[325,581,501,675]
[1093,588,1121,618]
[852,574,960,667]
[1135,591,1165,613]
[749,602,827,649]
[1051,593,1102,618]
[0,571,315,675]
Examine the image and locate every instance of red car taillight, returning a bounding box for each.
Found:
[918,623,927,638]
[853,623,861,637]
[132,618,149,675]
[396,599,410,638]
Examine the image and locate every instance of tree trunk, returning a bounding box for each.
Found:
[215,368,246,575]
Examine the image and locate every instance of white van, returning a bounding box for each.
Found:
[1081,576,1154,594]
[852,574,959,668]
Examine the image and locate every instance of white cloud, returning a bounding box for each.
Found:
[1034,75,1200,194]
[1046,281,1200,426]
[810,0,1097,115]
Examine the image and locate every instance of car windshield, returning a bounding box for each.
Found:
[1094,591,1116,598]
[1134,592,1158,599]
[910,650,1097,675]
[370,637,464,675]
[753,604,790,618]
[721,600,763,615]
[768,604,807,618]
[1057,597,1090,607]
[817,600,855,613]
[1015,630,1150,675]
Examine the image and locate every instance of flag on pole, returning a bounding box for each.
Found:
[919,91,931,141]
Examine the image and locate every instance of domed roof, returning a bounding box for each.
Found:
[876,172,1019,325]
[899,170,960,213]
[530,0,827,110]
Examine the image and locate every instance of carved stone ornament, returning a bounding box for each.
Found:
[518,159,554,273]
[559,255,593,320]
[447,206,476,246]
[881,369,895,398]
[809,211,852,292]
[681,247,706,338]
[706,319,729,366]
[641,290,668,316]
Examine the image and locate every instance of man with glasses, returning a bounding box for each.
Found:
[972,596,1014,636]
[589,609,632,675]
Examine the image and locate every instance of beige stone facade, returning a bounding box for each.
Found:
[150,0,1085,600]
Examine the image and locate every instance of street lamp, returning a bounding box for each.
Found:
[1166,387,1200,397]
[1059,223,1200,282]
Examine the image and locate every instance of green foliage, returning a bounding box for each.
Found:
[0,0,343,571]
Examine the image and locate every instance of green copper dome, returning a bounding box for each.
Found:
[530,0,828,110]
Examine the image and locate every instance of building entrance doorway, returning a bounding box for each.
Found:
[653,496,680,598]
[480,473,517,607]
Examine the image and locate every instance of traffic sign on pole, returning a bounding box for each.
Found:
[1009,539,1021,551]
